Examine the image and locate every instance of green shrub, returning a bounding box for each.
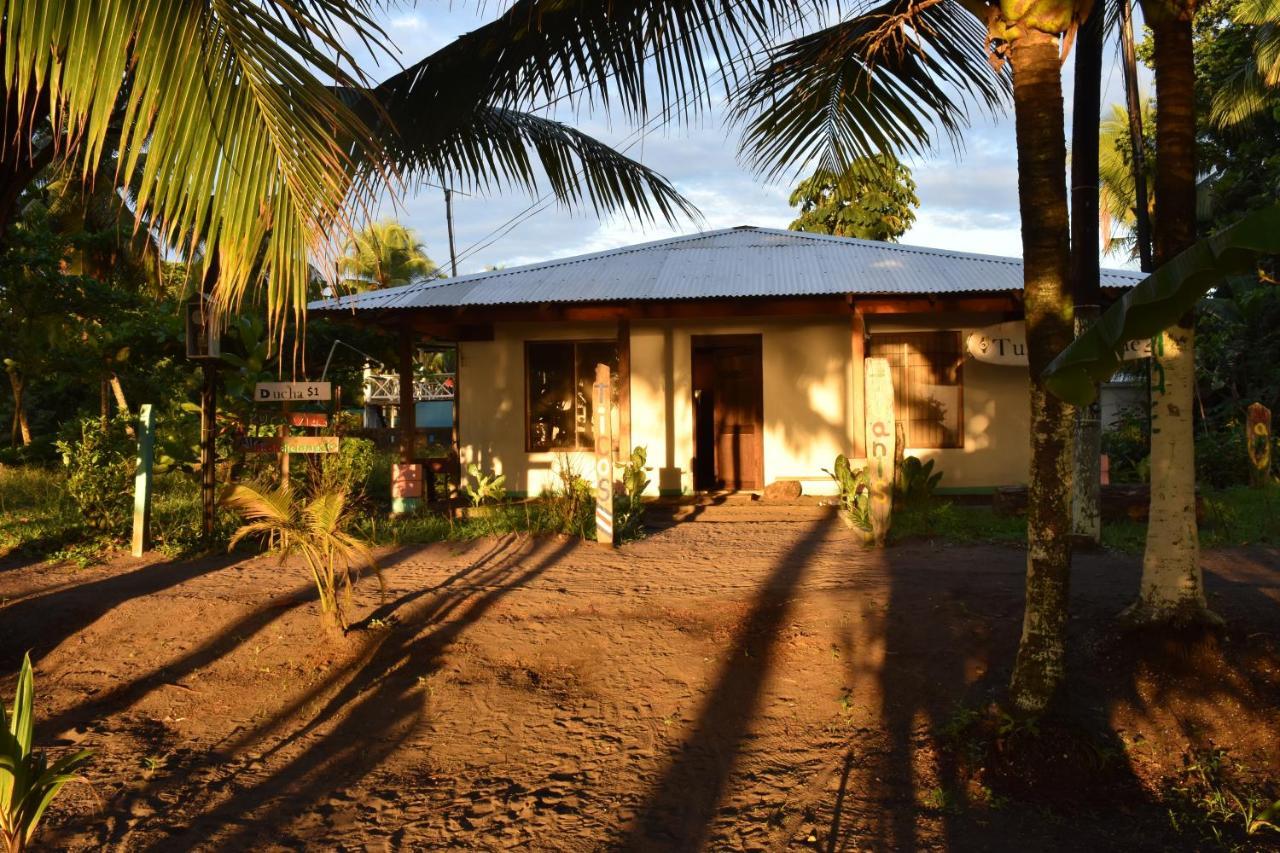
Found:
[541,454,595,539]
[895,456,942,508]
[314,437,378,498]
[1194,420,1257,489]
[823,454,871,531]
[614,446,651,542]
[54,414,136,534]
[0,654,93,853]
[463,462,507,506]
[1102,405,1150,483]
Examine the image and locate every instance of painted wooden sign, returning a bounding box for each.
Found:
[965,320,1152,365]
[131,404,156,557]
[254,381,332,402]
[392,463,423,499]
[864,357,896,546]
[287,411,329,428]
[1247,402,1272,488]
[239,435,339,454]
[593,363,614,546]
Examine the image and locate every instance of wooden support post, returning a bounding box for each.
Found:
[200,360,217,544]
[131,404,156,557]
[392,325,421,514]
[279,401,291,484]
[617,319,631,457]
[851,308,867,459]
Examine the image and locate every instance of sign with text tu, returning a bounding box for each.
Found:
[593,363,614,546]
[965,320,1153,366]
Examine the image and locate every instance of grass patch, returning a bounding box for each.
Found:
[889,502,1026,546]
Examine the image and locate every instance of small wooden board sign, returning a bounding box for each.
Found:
[864,357,896,546]
[255,381,332,402]
[287,411,329,428]
[392,463,423,499]
[240,435,339,454]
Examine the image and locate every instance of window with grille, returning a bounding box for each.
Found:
[525,341,619,451]
[868,331,964,449]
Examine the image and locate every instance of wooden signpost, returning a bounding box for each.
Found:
[247,382,337,478]
[255,382,332,402]
[1247,402,1272,488]
[593,364,614,546]
[238,435,340,454]
[864,358,896,546]
[131,404,156,557]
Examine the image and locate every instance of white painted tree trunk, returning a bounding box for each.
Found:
[1127,322,1219,626]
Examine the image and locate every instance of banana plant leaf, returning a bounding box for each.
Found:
[1043,205,1280,405]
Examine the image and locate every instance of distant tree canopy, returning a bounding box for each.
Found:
[786,155,919,242]
[337,221,438,292]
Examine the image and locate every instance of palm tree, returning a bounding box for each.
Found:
[223,483,381,635]
[1123,0,1223,627]
[1098,101,1157,258]
[735,0,1087,712]
[1209,0,1280,127]
[1,0,742,334]
[338,221,438,292]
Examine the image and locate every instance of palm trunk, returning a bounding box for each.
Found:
[1125,7,1220,627]
[1071,1,1105,546]
[1008,31,1076,714]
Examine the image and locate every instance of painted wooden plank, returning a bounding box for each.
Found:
[131,404,156,557]
[288,411,329,428]
[594,363,614,546]
[864,357,896,546]
[239,435,339,454]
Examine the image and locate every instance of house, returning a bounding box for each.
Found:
[309,226,1144,501]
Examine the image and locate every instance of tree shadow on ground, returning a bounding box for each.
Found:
[135,534,578,852]
[620,515,836,850]
[0,551,244,671]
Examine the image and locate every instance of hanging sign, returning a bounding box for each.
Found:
[287,411,329,428]
[255,381,332,402]
[593,363,614,547]
[864,357,896,546]
[964,320,1152,365]
[239,435,339,454]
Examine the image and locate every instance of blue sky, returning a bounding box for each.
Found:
[354,4,1151,274]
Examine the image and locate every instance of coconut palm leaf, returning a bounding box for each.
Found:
[732,0,1010,181]
[1210,0,1280,126]
[1042,205,1280,404]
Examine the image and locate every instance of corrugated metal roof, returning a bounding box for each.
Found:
[309,225,1147,312]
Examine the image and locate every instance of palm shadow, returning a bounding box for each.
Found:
[621,515,836,850]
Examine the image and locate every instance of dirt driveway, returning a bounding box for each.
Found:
[2,515,1278,851]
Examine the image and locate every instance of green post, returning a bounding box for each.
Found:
[131,404,156,557]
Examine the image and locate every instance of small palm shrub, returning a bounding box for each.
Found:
[222,484,382,634]
[614,446,651,542]
[824,454,871,531]
[1,654,93,853]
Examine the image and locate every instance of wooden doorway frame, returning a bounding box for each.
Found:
[691,333,764,491]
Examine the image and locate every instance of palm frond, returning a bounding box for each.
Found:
[375,104,697,224]
[732,0,1010,181]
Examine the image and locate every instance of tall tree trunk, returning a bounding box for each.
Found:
[1071,1,1105,547]
[1125,4,1220,627]
[7,367,31,446]
[1008,31,1077,714]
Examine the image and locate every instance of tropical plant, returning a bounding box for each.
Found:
[463,463,508,507]
[0,654,93,853]
[1209,0,1280,126]
[337,221,438,293]
[222,483,382,634]
[787,155,918,241]
[54,413,136,533]
[1098,101,1158,258]
[895,455,943,508]
[614,446,652,541]
[823,453,871,532]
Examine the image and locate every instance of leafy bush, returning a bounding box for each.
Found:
[0,653,93,853]
[1194,420,1258,489]
[463,462,507,506]
[895,456,942,508]
[222,483,382,634]
[823,454,871,531]
[314,437,378,498]
[1102,405,1150,483]
[54,414,136,534]
[614,446,651,542]
[541,454,595,539]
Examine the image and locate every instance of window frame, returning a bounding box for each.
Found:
[868,330,965,450]
[523,338,620,454]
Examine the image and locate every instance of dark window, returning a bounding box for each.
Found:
[525,340,620,451]
[868,331,964,449]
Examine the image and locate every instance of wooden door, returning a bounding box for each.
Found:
[692,335,764,491]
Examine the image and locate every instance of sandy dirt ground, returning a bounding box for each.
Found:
[1,512,1278,851]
